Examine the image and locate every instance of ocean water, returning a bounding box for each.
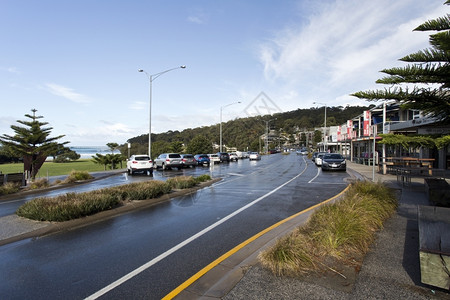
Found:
[70,146,121,159]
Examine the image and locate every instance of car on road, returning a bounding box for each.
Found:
[321,153,346,171]
[154,153,183,170]
[229,152,238,161]
[208,153,220,164]
[194,154,210,166]
[127,155,153,175]
[315,152,328,166]
[180,154,196,168]
[217,152,230,163]
[249,152,261,160]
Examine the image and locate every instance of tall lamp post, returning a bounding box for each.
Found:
[264,118,277,153]
[138,65,186,159]
[313,101,327,152]
[220,101,241,152]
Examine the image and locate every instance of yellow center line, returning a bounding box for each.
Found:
[163,184,350,299]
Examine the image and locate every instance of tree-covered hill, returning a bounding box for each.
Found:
[121,105,370,156]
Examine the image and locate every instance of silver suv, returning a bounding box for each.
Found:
[154,153,183,170]
[127,155,153,175]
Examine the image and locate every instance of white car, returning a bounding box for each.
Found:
[208,153,220,164]
[127,155,153,175]
[315,152,327,166]
[249,152,261,160]
[229,152,238,161]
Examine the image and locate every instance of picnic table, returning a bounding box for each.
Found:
[395,167,446,186]
[379,157,435,175]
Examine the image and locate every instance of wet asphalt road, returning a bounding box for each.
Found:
[0,153,349,299]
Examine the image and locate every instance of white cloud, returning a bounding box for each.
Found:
[44,83,91,103]
[255,0,447,109]
[129,101,147,110]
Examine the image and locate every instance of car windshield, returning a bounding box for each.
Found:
[324,154,343,159]
[168,154,181,158]
[135,156,150,161]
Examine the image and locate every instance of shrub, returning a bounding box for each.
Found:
[16,174,212,222]
[259,181,398,276]
[16,190,121,222]
[167,176,197,189]
[62,170,94,183]
[0,182,21,195]
[194,174,212,184]
[109,181,172,201]
[27,178,50,190]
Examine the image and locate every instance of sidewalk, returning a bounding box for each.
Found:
[174,161,450,299]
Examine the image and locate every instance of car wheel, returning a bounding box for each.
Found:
[130,169,134,175]
[127,168,131,175]
[147,170,153,176]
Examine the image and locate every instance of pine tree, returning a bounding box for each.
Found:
[0,109,68,179]
[352,1,450,123]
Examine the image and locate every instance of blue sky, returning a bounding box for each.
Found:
[0,0,446,146]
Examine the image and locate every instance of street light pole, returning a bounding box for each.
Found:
[313,101,327,152]
[264,118,277,153]
[220,101,241,152]
[138,66,186,159]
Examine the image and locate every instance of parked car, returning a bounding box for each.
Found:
[208,153,220,164]
[154,153,183,170]
[321,153,346,171]
[194,154,210,166]
[180,154,196,168]
[315,152,328,166]
[217,152,230,163]
[236,151,249,159]
[127,154,153,175]
[312,152,318,162]
[249,152,261,160]
[229,152,238,161]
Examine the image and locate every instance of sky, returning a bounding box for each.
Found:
[0,0,447,146]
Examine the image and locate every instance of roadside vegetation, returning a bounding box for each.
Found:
[258,181,398,277]
[0,159,110,177]
[0,182,21,195]
[16,174,212,222]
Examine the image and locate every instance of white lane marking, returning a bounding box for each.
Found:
[85,160,309,299]
[228,173,245,177]
[308,167,321,183]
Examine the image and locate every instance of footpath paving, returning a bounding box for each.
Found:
[1,162,449,299]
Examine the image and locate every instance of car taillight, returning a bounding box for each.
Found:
[132,161,138,164]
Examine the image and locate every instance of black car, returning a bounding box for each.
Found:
[321,153,346,171]
[216,152,230,163]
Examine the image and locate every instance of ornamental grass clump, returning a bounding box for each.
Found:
[16,175,212,222]
[27,178,50,190]
[259,181,397,276]
[62,170,94,183]
[0,182,21,196]
[16,190,121,222]
[194,174,211,184]
[109,181,172,201]
[167,176,197,189]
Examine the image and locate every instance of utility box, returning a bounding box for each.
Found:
[424,177,450,207]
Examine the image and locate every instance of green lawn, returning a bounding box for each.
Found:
[0,159,124,177]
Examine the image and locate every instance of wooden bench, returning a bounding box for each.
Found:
[0,172,26,186]
[418,205,450,290]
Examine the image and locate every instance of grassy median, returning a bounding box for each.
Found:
[16,175,211,222]
[258,181,398,277]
